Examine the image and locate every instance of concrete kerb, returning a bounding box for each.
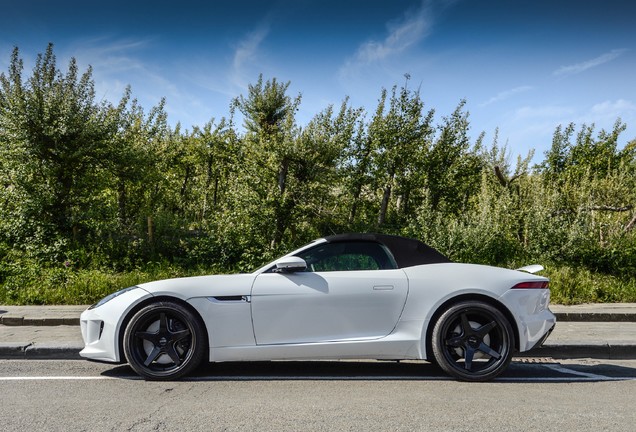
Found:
[520,343,636,360]
[23,343,84,360]
[550,304,636,322]
[1,304,636,361]
[0,342,84,360]
[0,305,86,326]
[553,312,636,322]
[0,317,80,326]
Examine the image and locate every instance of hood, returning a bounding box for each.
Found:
[137,273,257,300]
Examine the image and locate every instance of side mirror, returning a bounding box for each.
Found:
[274,256,307,273]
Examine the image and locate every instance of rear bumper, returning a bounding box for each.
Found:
[499,289,557,352]
[527,321,556,351]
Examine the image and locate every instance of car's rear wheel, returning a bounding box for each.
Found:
[431,300,514,382]
[123,301,206,380]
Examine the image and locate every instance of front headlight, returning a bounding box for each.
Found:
[89,286,139,310]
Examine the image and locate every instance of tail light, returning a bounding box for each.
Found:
[511,281,549,289]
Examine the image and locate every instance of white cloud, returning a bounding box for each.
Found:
[69,37,164,102]
[516,100,636,127]
[358,12,430,63]
[232,23,270,73]
[67,37,190,123]
[574,99,636,131]
[590,99,636,116]
[339,0,435,78]
[72,37,152,73]
[499,99,635,163]
[513,105,576,120]
[480,86,533,107]
[553,49,628,77]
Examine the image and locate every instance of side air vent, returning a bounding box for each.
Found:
[213,296,244,301]
[210,295,251,303]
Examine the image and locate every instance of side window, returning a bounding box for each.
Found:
[296,241,397,272]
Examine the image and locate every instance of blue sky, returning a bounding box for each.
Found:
[1,0,635,161]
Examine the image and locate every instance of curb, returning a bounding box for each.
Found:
[554,313,636,322]
[523,343,636,360]
[0,317,80,326]
[0,342,83,360]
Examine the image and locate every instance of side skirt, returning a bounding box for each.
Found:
[210,340,420,362]
[208,321,426,362]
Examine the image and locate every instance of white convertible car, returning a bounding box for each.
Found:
[80,233,555,381]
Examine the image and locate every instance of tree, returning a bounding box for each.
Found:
[291,100,362,237]
[234,75,301,248]
[106,87,168,231]
[0,44,111,249]
[367,79,434,228]
[425,100,483,215]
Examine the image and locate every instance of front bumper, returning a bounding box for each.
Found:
[79,287,152,362]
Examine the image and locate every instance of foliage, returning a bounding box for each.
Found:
[1,45,635,304]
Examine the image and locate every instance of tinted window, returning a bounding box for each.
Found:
[296,241,397,272]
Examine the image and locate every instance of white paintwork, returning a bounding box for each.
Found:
[516,264,545,274]
[273,256,308,271]
[80,287,152,362]
[80,239,556,366]
[251,269,408,345]
[188,297,256,348]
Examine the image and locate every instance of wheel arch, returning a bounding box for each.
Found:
[117,295,209,363]
[424,293,520,360]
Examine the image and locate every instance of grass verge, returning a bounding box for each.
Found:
[0,263,212,305]
[1,262,635,305]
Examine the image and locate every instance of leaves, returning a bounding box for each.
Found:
[0,45,635,305]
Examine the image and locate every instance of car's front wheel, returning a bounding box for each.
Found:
[431,300,514,382]
[123,301,206,380]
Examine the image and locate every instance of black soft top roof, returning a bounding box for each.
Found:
[323,233,451,268]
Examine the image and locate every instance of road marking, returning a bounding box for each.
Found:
[0,376,118,381]
[543,364,612,380]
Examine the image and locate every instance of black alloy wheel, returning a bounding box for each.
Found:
[123,301,206,380]
[431,300,514,382]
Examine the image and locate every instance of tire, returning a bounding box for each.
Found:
[431,301,514,382]
[123,301,206,380]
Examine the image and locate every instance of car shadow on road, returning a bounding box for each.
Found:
[100,360,445,381]
[99,359,636,383]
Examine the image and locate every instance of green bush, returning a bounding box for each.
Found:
[0,261,208,305]
[545,265,636,304]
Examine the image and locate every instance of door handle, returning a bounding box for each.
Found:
[373,285,394,290]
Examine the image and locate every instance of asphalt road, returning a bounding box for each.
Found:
[1,359,635,431]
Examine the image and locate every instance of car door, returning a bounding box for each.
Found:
[250,241,409,345]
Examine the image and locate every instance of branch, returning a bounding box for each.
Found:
[626,213,636,232]
[494,166,507,187]
[508,173,522,184]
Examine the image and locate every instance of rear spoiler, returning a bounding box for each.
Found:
[516,264,544,274]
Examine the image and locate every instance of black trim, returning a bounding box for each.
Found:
[212,296,245,302]
[322,233,451,268]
